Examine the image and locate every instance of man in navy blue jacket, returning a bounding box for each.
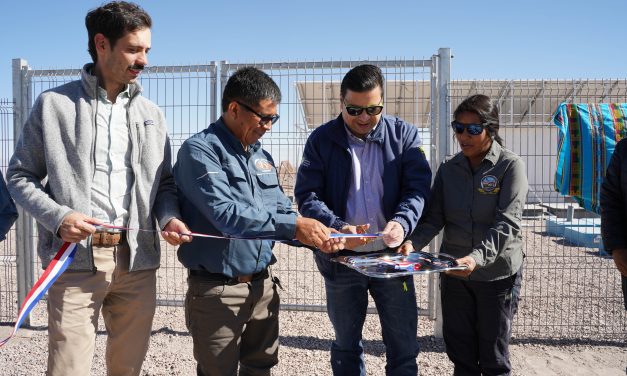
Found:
[295,64,432,375]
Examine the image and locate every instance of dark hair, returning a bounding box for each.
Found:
[221,67,281,112]
[85,1,152,63]
[453,94,503,145]
[340,64,384,100]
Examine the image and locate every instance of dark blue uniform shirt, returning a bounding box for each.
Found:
[174,118,297,277]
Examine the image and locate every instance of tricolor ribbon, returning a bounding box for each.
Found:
[0,242,77,347]
[0,225,381,347]
[97,224,382,240]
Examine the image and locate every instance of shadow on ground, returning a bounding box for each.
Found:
[279,335,447,356]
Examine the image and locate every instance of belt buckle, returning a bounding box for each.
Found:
[236,275,253,283]
[92,227,123,247]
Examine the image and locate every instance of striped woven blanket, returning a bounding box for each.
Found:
[553,103,627,213]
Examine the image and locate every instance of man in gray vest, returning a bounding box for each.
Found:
[7,2,190,375]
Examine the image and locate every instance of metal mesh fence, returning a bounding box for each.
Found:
[21,65,218,309]
[5,61,626,341]
[0,99,17,322]
[219,60,435,313]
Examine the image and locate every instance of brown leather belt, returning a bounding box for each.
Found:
[92,231,124,247]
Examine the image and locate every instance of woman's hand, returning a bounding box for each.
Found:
[446,255,477,278]
[397,240,415,256]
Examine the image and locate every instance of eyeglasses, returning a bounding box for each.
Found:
[343,101,384,117]
[450,121,487,136]
[236,101,280,125]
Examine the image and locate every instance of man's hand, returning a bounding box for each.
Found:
[319,229,345,253]
[58,212,102,243]
[382,220,404,248]
[446,255,477,278]
[397,240,415,256]
[612,248,627,276]
[295,217,341,253]
[161,218,193,246]
[341,223,370,250]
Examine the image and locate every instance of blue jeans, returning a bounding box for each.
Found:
[315,252,419,376]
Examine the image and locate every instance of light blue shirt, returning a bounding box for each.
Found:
[90,85,133,226]
[344,125,386,252]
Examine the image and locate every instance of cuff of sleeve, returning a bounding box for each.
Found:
[275,213,297,240]
[158,216,177,231]
[468,249,485,267]
[53,206,75,237]
[331,218,348,231]
[157,208,183,231]
[391,217,409,238]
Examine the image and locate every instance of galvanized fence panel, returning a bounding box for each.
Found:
[10,57,442,320]
[0,99,17,322]
[11,62,219,314]
[219,58,439,314]
[449,79,627,342]
[8,58,625,342]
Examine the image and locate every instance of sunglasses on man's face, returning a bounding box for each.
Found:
[451,121,487,136]
[343,101,384,117]
[236,101,280,125]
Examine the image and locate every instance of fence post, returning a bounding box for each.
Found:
[12,58,35,327]
[433,48,451,338]
[210,63,218,124]
[219,61,229,121]
[427,53,439,323]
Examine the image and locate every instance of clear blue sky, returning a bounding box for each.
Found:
[1,0,625,100]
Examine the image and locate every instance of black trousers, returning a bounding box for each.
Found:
[441,270,522,376]
[622,275,627,310]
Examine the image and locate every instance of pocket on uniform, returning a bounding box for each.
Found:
[256,173,280,206]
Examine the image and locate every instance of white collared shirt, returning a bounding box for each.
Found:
[90,86,133,226]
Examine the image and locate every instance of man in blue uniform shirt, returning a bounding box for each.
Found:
[174,67,342,376]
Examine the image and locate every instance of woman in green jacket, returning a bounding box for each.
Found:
[400,94,527,375]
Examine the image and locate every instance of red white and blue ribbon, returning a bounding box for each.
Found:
[96,224,382,240]
[0,225,381,347]
[0,242,77,347]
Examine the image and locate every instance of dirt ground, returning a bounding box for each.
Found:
[0,307,625,375]
[0,217,625,375]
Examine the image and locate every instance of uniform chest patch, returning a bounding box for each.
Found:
[254,158,274,172]
[478,174,500,194]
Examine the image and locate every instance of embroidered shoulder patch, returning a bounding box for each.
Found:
[478,174,500,194]
[254,158,274,172]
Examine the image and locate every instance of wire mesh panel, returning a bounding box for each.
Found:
[18,64,217,310]
[13,61,623,341]
[220,60,435,314]
[449,79,627,342]
[0,99,17,322]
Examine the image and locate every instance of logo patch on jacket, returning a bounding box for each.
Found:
[254,158,274,172]
[144,120,154,126]
[478,175,500,194]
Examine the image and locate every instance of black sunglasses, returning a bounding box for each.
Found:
[343,101,384,117]
[236,101,280,125]
[451,121,487,136]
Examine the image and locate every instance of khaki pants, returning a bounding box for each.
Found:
[46,243,156,376]
[185,273,279,376]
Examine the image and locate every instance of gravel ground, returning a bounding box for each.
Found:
[0,217,625,375]
[0,307,625,375]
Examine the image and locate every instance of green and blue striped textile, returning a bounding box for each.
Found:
[553,103,627,213]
